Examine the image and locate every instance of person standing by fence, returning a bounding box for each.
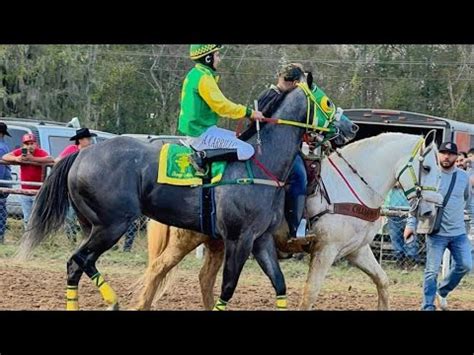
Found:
[2,133,54,229]
[384,183,420,268]
[405,142,472,310]
[0,122,12,244]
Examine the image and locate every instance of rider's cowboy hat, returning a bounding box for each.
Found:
[69,128,97,141]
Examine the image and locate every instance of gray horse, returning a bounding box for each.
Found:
[17,82,358,310]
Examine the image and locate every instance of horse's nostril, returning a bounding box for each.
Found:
[351,124,359,133]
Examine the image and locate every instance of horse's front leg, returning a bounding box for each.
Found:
[200,239,225,310]
[252,232,288,310]
[346,244,390,310]
[136,229,205,310]
[299,245,338,310]
[213,234,254,311]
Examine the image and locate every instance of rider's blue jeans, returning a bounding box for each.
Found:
[287,154,307,199]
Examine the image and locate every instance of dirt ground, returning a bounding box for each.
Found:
[2,259,474,311]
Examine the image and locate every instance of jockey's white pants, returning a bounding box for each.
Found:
[186,126,254,160]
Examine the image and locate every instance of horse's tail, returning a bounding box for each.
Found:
[16,152,79,260]
[130,220,177,307]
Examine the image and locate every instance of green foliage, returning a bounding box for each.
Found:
[0,45,472,135]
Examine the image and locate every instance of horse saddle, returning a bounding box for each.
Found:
[157,143,226,186]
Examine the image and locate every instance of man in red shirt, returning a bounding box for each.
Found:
[2,133,54,228]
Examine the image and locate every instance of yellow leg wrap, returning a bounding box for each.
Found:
[92,273,118,306]
[66,286,79,311]
[212,298,228,311]
[276,295,288,310]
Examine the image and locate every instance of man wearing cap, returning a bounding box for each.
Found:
[0,122,12,243]
[405,142,472,310]
[179,44,265,174]
[55,127,97,163]
[2,133,54,228]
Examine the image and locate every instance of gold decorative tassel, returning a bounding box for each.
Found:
[91,273,118,307]
[212,298,228,311]
[276,295,288,310]
[66,285,79,311]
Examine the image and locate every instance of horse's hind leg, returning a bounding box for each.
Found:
[251,232,287,309]
[68,222,130,310]
[299,245,338,310]
[200,239,224,310]
[346,244,390,310]
[136,228,205,310]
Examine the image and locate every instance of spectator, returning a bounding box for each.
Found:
[2,134,54,229]
[456,151,468,170]
[384,182,420,268]
[122,219,139,252]
[405,142,472,311]
[56,128,97,243]
[466,148,474,236]
[0,122,12,244]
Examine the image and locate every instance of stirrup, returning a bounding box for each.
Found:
[295,219,307,238]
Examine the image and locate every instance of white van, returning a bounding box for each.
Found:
[0,117,117,216]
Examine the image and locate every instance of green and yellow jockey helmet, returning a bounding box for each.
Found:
[189,44,223,60]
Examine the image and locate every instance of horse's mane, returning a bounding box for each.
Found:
[335,132,421,157]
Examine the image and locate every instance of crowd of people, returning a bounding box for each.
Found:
[0,124,139,250]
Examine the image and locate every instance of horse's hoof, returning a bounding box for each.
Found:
[107,303,120,311]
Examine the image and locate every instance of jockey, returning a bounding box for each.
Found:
[178,44,265,174]
[256,63,309,240]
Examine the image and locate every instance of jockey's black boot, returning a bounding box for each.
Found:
[201,149,239,164]
[190,149,239,177]
[190,151,207,176]
[285,194,307,239]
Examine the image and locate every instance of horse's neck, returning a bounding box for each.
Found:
[257,124,301,175]
[320,135,418,208]
[241,93,305,180]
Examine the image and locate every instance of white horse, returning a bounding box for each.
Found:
[135,133,442,310]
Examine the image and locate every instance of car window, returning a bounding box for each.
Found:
[49,136,73,157]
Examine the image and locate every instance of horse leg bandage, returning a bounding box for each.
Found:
[212,298,228,311]
[276,295,288,310]
[91,273,118,307]
[66,285,79,310]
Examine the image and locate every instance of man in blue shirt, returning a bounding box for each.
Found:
[405,142,472,310]
[0,122,12,244]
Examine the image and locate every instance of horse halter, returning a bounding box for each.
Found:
[395,138,438,203]
[262,82,335,134]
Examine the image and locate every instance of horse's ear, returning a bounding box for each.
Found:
[306,71,313,89]
[424,129,437,148]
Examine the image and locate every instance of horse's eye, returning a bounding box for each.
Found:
[321,97,333,113]
[423,165,431,173]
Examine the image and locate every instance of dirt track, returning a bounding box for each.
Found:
[2,261,474,311]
